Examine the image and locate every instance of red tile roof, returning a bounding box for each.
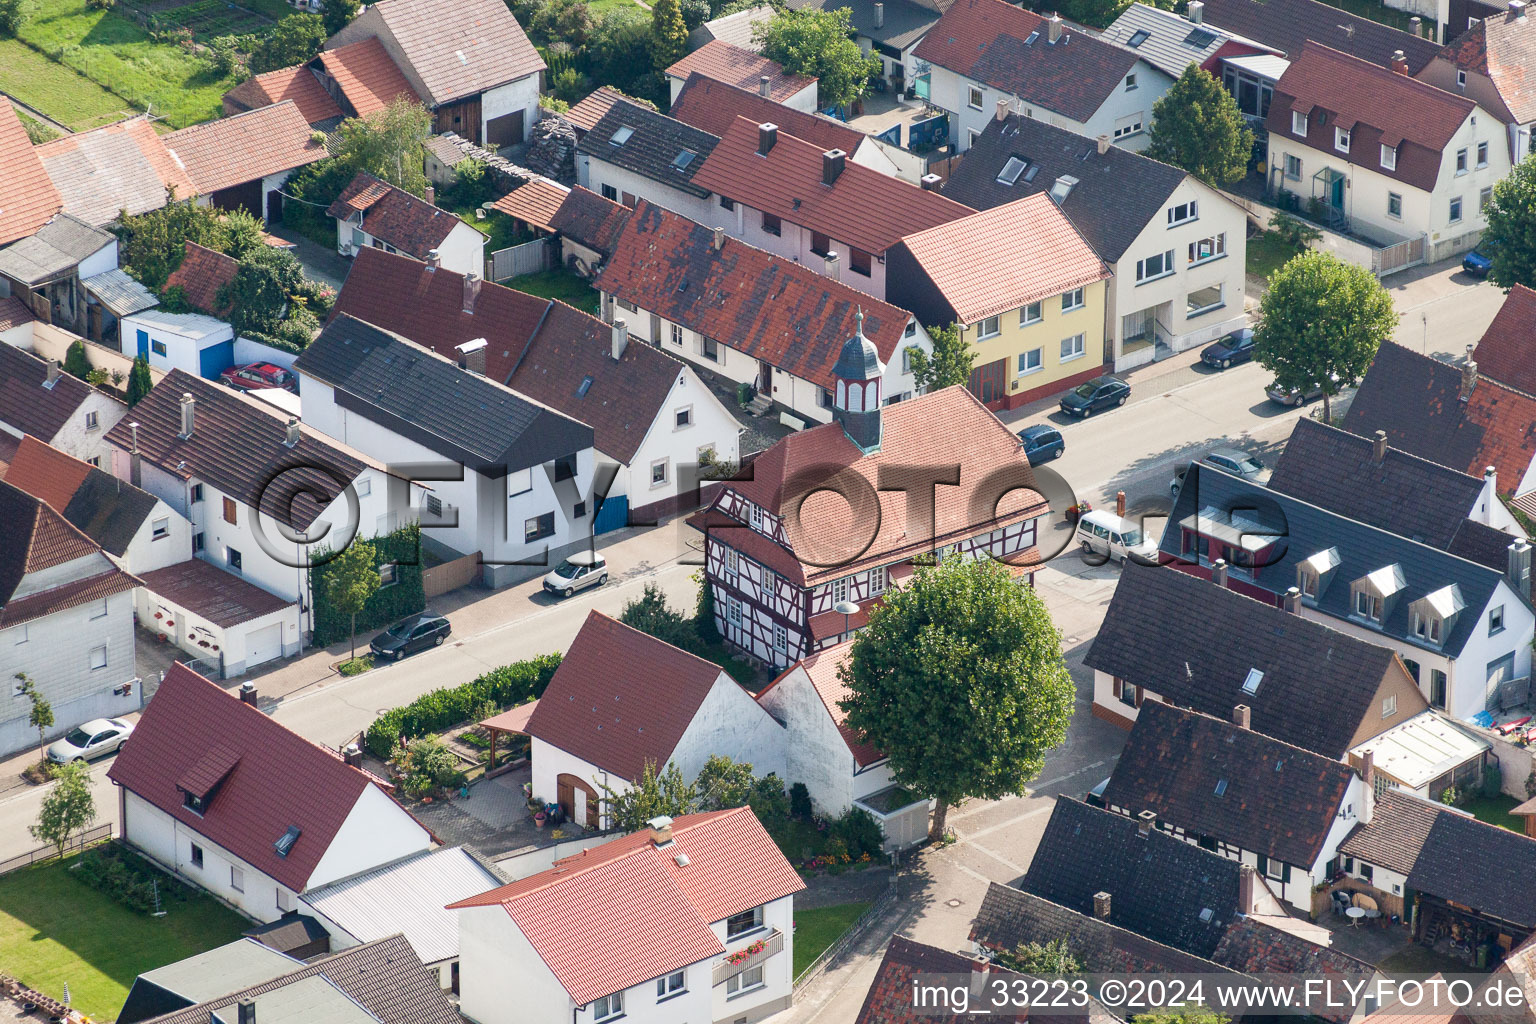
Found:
[594,200,914,391]
[690,386,1047,584]
[693,116,972,255]
[670,72,864,155]
[164,241,239,317]
[166,101,328,195]
[0,295,34,332]
[448,807,804,1004]
[0,478,138,627]
[223,64,345,125]
[856,936,1027,1024]
[109,663,426,892]
[1473,283,1536,396]
[524,611,750,780]
[490,178,569,232]
[895,194,1109,323]
[1432,7,1536,124]
[0,103,62,245]
[665,41,814,102]
[327,172,466,259]
[758,640,883,766]
[139,558,294,628]
[364,0,545,105]
[318,38,423,117]
[1266,42,1475,192]
[547,185,631,259]
[563,87,630,133]
[3,434,92,511]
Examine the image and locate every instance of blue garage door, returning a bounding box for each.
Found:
[199,339,235,379]
[593,494,629,535]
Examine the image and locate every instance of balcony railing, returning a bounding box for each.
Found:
[712,928,784,986]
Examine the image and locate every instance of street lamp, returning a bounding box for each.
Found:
[834,600,860,641]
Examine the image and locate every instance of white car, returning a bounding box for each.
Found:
[47,718,133,763]
[1073,510,1159,565]
[542,552,609,598]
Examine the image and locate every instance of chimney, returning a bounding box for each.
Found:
[996,97,1010,122]
[822,148,847,186]
[424,184,436,206]
[455,338,489,376]
[1511,0,1528,18]
[759,74,771,98]
[238,998,256,1024]
[1115,491,1125,516]
[1211,558,1229,589]
[1136,809,1157,837]
[712,225,726,251]
[1372,429,1388,463]
[45,359,60,386]
[1509,538,1532,595]
[1461,344,1478,401]
[343,743,362,767]
[647,815,674,845]
[1239,864,1257,914]
[1233,704,1251,730]
[1047,12,1064,42]
[757,122,779,155]
[823,252,841,280]
[611,318,629,361]
[239,682,257,706]
[426,248,441,270]
[1283,585,1302,614]
[1092,891,1112,919]
[1410,14,1422,34]
[874,0,885,25]
[1187,0,1203,21]
[283,417,300,448]
[1361,749,1375,794]
[920,173,942,191]
[129,421,142,488]
[1096,133,1111,155]
[1390,49,1409,74]
[178,393,195,439]
[462,273,482,314]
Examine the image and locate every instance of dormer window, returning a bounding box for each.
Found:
[1381,144,1397,171]
[182,791,207,814]
[1292,110,1308,135]
[1351,564,1404,625]
[1356,590,1383,622]
[1299,547,1339,601]
[1410,585,1464,648]
[1335,127,1350,153]
[1412,611,1442,643]
[1298,567,1318,598]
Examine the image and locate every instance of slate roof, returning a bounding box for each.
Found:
[670,72,864,154]
[1266,43,1473,193]
[139,934,460,1024]
[1433,6,1536,124]
[491,177,570,231]
[785,0,952,51]
[914,0,1143,122]
[102,369,380,532]
[326,172,467,259]
[940,111,1186,263]
[547,185,631,259]
[0,341,101,445]
[0,213,115,286]
[1021,798,1247,959]
[0,103,62,244]
[1102,702,1356,867]
[4,434,158,557]
[223,64,344,125]
[163,241,238,317]
[364,0,544,105]
[1269,417,1490,550]
[1407,799,1536,927]
[0,478,138,628]
[1473,283,1536,396]
[82,268,158,317]
[447,807,804,1006]
[138,559,293,628]
[576,99,720,199]
[166,101,327,195]
[693,6,775,51]
[295,314,593,473]
[1085,564,1403,758]
[36,118,192,227]
[1340,788,1450,874]
[318,38,423,117]
[593,199,914,390]
[757,639,883,766]
[524,611,750,781]
[894,194,1109,323]
[1448,517,1523,575]
[1160,464,1528,659]
[854,936,1025,1024]
[1342,342,1536,498]
[109,663,424,893]
[1102,3,1276,79]
[562,86,630,133]
[1199,0,1441,70]
[664,41,815,101]
[692,116,973,255]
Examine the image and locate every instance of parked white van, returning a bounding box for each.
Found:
[1074,510,1159,565]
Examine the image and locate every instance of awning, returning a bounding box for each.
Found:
[83,268,159,317]
[1350,711,1490,790]
[482,700,538,736]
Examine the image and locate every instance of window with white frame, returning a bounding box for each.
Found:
[727,966,765,997]
[1019,301,1042,326]
[1491,605,1506,634]
[725,547,739,574]
[1457,148,1469,173]
[1354,588,1383,622]
[833,577,850,603]
[1334,127,1350,153]
[902,347,913,373]
[977,315,1001,339]
[230,866,244,892]
[1186,284,1223,316]
[1167,201,1198,226]
[870,565,888,594]
[1061,288,1084,311]
[1292,110,1308,135]
[773,623,787,652]
[675,406,692,429]
[379,563,398,587]
[1382,694,1397,718]
[1457,68,1468,86]
[1136,249,1175,282]
[1060,334,1085,361]
[750,503,764,531]
[1018,348,1042,374]
[89,645,107,670]
[1387,192,1403,218]
[1113,114,1143,139]
[1380,144,1397,171]
[277,888,294,912]
[1187,233,1225,264]
[1284,153,1302,180]
[727,596,742,625]
[1477,141,1488,167]
[1298,567,1318,598]
[651,458,669,486]
[151,517,170,540]
[1450,196,1464,222]
[728,907,764,935]
[761,567,777,593]
[85,410,99,430]
[657,971,686,1000]
[1412,609,1443,645]
[1482,186,1493,211]
[670,323,684,346]
[591,993,623,1021]
[968,86,983,109]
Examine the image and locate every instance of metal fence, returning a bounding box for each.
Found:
[793,876,900,989]
[0,822,114,878]
[489,237,552,281]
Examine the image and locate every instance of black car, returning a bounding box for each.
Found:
[370,613,451,660]
[1059,375,1130,418]
[1200,327,1255,369]
[1018,424,1064,465]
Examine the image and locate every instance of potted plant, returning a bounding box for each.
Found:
[1065,500,1092,525]
[534,810,548,828]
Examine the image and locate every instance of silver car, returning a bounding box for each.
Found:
[542,552,609,598]
[1171,448,1266,497]
[47,718,133,763]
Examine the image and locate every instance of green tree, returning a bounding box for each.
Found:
[839,555,1075,841]
[530,0,593,47]
[207,34,243,77]
[248,13,326,74]
[991,938,1083,975]
[589,13,665,103]
[1145,66,1253,187]
[600,759,697,831]
[0,0,34,36]
[126,356,154,407]
[1480,155,1536,291]
[220,245,305,336]
[695,754,755,810]
[16,673,54,765]
[114,196,233,290]
[1132,1010,1229,1024]
[336,97,433,195]
[322,0,360,35]
[619,583,700,651]
[324,539,380,658]
[1252,249,1398,422]
[29,760,96,857]
[62,340,92,381]
[754,8,880,109]
[908,322,974,393]
[650,0,688,71]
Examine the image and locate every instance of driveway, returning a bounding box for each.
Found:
[266,224,350,291]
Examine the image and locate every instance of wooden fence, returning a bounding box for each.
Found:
[424,549,482,597]
[0,822,114,878]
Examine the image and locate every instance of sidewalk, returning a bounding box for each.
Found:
[995,338,1215,429]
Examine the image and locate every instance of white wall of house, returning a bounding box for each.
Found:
[529,736,622,822]
[135,583,297,676]
[306,783,434,888]
[575,154,721,226]
[0,387,125,469]
[711,199,894,301]
[758,665,862,814]
[119,312,234,379]
[851,138,907,180]
[458,904,582,1024]
[337,215,486,278]
[78,242,118,281]
[671,673,787,782]
[117,500,194,575]
[708,893,795,1023]
[481,75,542,145]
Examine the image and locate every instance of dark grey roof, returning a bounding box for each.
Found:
[0,213,114,285]
[576,99,719,199]
[1021,798,1246,959]
[82,268,159,317]
[1084,563,1401,759]
[1449,518,1523,576]
[832,330,883,380]
[1407,802,1536,928]
[294,314,594,474]
[1269,418,1488,550]
[1200,0,1442,71]
[941,113,1186,263]
[0,341,97,444]
[1339,788,1448,875]
[1159,464,1528,659]
[62,467,160,557]
[784,0,950,51]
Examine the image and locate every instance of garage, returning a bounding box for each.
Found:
[246,623,282,667]
[136,560,299,678]
[485,109,524,147]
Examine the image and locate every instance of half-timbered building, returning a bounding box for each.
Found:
[689,325,1049,667]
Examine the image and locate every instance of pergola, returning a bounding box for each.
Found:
[479,699,539,770]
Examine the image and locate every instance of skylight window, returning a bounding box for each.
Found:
[1127,28,1150,46]
[1199,907,1214,922]
[1241,668,1263,695]
[576,375,594,397]
[997,156,1029,185]
[274,825,301,858]
[1025,29,1040,43]
[672,149,697,171]
[1183,27,1218,47]
[1214,779,1228,797]
[610,125,635,146]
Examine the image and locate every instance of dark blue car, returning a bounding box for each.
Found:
[1018,424,1064,465]
[1200,327,1255,369]
[1463,243,1493,277]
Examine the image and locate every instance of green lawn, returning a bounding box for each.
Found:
[1246,230,1305,280]
[513,268,602,315]
[586,0,647,18]
[793,902,873,978]
[0,39,136,132]
[1459,793,1523,832]
[765,817,828,866]
[0,854,249,1021]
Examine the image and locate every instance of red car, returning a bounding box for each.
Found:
[221,362,296,393]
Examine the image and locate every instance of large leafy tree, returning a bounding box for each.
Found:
[322,0,360,35]
[909,322,974,393]
[336,98,433,195]
[31,761,96,857]
[649,0,688,71]
[991,938,1083,976]
[248,13,326,74]
[1252,249,1398,422]
[1146,66,1254,187]
[754,8,880,109]
[1480,155,1536,291]
[324,539,380,659]
[838,555,1075,841]
[600,760,697,831]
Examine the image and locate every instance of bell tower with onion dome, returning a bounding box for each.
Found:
[831,311,884,453]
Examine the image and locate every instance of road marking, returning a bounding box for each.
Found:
[971,843,1028,875]
[960,803,1054,842]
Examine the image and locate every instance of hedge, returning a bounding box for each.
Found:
[310,522,425,648]
[363,653,562,757]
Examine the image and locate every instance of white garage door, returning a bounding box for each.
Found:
[246,623,282,667]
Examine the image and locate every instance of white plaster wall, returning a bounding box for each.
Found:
[119,499,194,575]
[340,220,485,278]
[575,154,721,226]
[457,904,581,1024]
[233,336,299,370]
[136,583,297,675]
[757,665,856,813]
[530,736,627,818]
[481,75,542,144]
[708,893,794,1023]
[11,387,129,468]
[715,200,891,300]
[305,783,434,888]
[672,673,787,782]
[120,314,233,378]
[78,241,118,280]
[932,62,1167,154]
[618,366,743,515]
